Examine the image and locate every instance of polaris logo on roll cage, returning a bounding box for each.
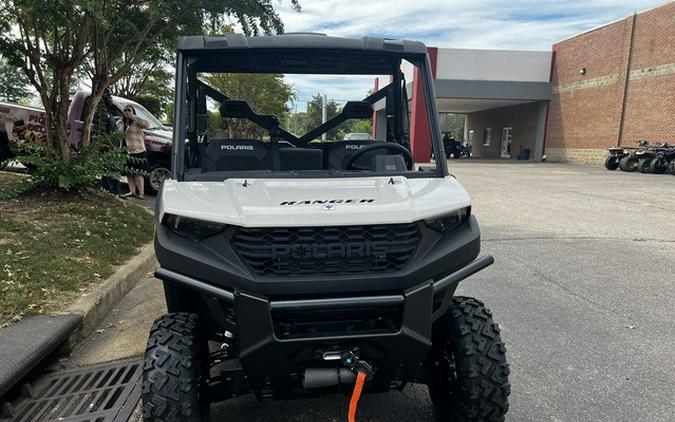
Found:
[221,144,254,150]
[280,199,375,206]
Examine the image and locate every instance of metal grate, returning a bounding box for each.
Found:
[0,358,142,422]
[232,223,420,277]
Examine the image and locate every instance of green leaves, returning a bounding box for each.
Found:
[1,0,301,185]
[0,57,31,102]
[206,72,296,139]
[1,134,129,199]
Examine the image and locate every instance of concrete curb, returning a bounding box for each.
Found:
[0,242,156,397]
[64,243,158,347]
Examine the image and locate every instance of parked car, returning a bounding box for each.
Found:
[343,132,374,140]
[0,92,172,193]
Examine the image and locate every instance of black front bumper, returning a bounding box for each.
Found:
[155,256,493,397]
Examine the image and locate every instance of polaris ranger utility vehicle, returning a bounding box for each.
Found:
[144,34,510,422]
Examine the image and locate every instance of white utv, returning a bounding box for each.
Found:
[143,34,510,422]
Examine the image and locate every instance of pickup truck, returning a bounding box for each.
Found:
[0,91,172,193]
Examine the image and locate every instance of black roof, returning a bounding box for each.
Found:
[177,34,428,55]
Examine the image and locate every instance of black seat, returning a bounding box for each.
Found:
[278,148,323,171]
[325,140,378,170]
[203,139,273,171]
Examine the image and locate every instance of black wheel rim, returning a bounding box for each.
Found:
[149,167,171,191]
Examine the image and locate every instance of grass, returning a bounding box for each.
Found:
[0,172,154,326]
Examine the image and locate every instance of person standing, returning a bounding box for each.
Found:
[121,104,149,199]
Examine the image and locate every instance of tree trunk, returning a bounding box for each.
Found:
[57,71,73,164]
[80,81,106,148]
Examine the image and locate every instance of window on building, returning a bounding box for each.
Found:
[468,130,474,145]
[483,128,491,146]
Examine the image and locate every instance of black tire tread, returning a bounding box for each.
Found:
[648,158,666,174]
[638,158,653,173]
[429,296,510,422]
[142,312,205,422]
[618,155,638,172]
[603,155,619,170]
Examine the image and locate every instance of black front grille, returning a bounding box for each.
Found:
[232,223,420,277]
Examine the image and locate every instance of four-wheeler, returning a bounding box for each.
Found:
[636,143,672,174]
[143,34,510,422]
[604,146,626,170]
[441,133,470,159]
[617,140,650,172]
[606,140,675,175]
[667,149,675,175]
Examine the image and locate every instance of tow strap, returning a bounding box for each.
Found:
[348,371,367,422]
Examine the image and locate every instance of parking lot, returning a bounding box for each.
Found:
[203,161,675,422]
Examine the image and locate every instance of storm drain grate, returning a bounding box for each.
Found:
[1,357,142,422]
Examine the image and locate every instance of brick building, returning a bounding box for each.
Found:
[546,1,675,165]
[377,1,674,165]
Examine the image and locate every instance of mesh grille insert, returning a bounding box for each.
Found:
[232,223,420,277]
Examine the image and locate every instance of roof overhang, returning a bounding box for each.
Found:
[435,98,539,113]
[434,79,551,102]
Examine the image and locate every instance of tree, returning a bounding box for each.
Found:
[0,56,31,103]
[205,73,295,139]
[346,118,373,136]
[296,95,373,140]
[0,1,92,164]
[164,102,174,125]
[0,0,300,168]
[304,94,339,140]
[79,0,300,149]
[108,47,173,117]
[439,113,465,142]
[286,111,306,135]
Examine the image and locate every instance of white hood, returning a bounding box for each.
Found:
[159,176,471,227]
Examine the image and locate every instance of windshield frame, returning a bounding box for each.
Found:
[171,45,447,180]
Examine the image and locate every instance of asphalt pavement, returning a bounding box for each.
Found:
[69,160,675,422]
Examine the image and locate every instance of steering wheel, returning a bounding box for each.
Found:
[346,143,414,170]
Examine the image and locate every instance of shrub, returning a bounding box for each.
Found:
[1,133,134,199]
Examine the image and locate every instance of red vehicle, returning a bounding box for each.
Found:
[0,91,172,193]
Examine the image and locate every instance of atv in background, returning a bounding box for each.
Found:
[143,34,510,422]
[604,146,627,170]
[441,132,470,159]
[606,140,675,175]
[636,143,672,174]
[616,140,650,172]
[666,149,675,175]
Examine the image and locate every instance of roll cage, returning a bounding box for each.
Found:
[171,34,448,179]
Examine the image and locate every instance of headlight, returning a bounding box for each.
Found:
[164,214,226,241]
[424,207,470,233]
